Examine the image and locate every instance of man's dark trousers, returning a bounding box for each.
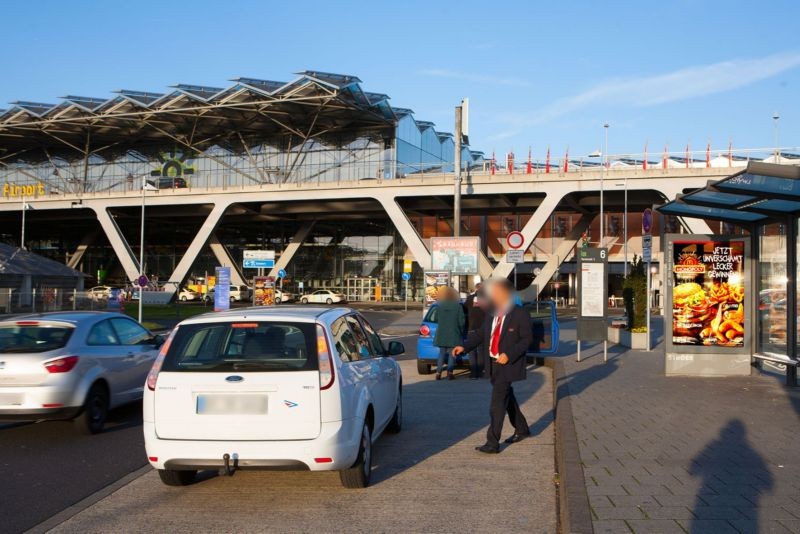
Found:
[488,380,529,447]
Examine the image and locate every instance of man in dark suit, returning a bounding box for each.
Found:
[454,278,532,453]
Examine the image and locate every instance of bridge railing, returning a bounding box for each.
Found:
[1,146,798,201]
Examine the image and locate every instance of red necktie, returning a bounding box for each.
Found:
[490,315,503,356]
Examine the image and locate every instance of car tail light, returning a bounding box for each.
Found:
[16,321,40,326]
[419,325,431,337]
[44,355,79,373]
[146,329,176,391]
[317,324,335,390]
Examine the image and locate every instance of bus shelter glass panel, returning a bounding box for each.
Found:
[758,223,788,356]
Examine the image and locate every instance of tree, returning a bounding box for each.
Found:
[622,255,647,330]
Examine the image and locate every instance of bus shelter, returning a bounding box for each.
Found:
[659,162,800,386]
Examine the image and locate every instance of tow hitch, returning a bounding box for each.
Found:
[222,453,237,476]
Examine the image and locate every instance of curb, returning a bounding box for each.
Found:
[537,356,593,534]
[25,464,152,534]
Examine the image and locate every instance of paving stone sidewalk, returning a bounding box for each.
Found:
[558,319,800,534]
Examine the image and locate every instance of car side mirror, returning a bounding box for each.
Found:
[387,341,405,356]
[152,334,166,348]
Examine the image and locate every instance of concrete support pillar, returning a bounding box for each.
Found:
[209,233,247,286]
[520,213,593,301]
[66,230,98,270]
[166,203,230,294]
[268,221,316,278]
[489,193,565,280]
[93,208,140,283]
[376,195,432,269]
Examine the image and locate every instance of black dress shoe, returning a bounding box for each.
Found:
[504,433,531,444]
[475,443,500,454]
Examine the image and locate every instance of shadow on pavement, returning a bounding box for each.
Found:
[688,419,772,533]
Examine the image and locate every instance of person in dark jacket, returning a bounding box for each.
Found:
[433,286,465,381]
[464,283,486,379]
[454,278,532,453]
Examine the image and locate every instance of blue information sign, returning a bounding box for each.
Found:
[401,272,411,281]
[214,267,231,312]
[278,269,287,278]
[243,259,275,269]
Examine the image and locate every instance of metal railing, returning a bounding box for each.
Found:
[0,289,128,315]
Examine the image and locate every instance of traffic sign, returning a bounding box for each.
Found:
[243,250,275,269]
[278,268,287,278]
[403,259,413,273]
[642,208,653,235]
[137,275,149,287]
[642,234,653,262]
[401,272,411,281]
[506,249,524,263]
[506,231,524,250]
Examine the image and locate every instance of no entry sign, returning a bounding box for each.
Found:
[506,231,524,250]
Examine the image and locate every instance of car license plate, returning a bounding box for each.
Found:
[0,393,23,406]
[196,394,268,415]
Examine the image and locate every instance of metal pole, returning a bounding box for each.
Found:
[20,197,26,250]
[138,177,145,323]
[404,278,408,312]
[773,112,780,158]
[601,123,608,245]
[623,175,628,277]
[646,260,652,351]
[454,104,462,238]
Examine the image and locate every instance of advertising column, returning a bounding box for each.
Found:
[214,266,231,312]
[665,235,751,376]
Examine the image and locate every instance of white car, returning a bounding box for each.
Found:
[87,285,118,301]
[144,307,403,488]
[203,285,251,303]
[274,289,294,303]
[300,290,346,305]
[178,288,201,302]
[0,312,162,433]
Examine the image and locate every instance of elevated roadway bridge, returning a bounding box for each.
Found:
[0,166,730,297]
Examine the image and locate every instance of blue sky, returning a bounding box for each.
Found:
[1,0,798,159]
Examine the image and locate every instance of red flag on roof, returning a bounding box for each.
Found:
[545,147,551,174]
[728,141,732,167]
[643,142,648,170]
[491,151,495,175]
[685,143,690,169]
[563,147,569,173]
[526,147,532,174]
[507,151,514,174]
[663,144,668,170]
[706,143,711,168]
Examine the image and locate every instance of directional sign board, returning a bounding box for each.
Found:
[642,234,653,263]
[506,249,525,263]
[577,247,608,342]
[243,250,275,269]
[642,208,653,235]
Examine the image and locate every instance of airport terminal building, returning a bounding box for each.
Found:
[0,69,796,307]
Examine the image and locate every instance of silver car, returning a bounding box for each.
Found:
[0,311,163,434]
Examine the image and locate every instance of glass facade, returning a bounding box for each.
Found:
[757,224,789,356]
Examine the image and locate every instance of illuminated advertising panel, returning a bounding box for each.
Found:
[672,240,745,347]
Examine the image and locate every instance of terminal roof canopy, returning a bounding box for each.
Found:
[658,162,800,225]
[0,71,402,163]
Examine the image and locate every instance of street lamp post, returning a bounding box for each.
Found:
[615,179,629,277]
[773,112,780,159]
[601,123,609,245]
[139,176,146,323]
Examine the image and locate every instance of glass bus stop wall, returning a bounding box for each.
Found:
[664,233,753,376]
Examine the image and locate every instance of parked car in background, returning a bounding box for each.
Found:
[300,290,346,305]
[416,301,560,375]
[144,306,403,488]
[202,285,251,303]
[0,311,163,433]
[275,289,295,303]
[178,288,201,302]
[87,285,118,301]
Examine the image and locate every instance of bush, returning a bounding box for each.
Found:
[622,256,647,331]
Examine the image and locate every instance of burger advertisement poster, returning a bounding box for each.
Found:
[672,240,745,347]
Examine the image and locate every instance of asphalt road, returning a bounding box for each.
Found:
[0,310,416,534]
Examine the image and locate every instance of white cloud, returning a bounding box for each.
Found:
[490,51,800,139]
[417,68,531,87]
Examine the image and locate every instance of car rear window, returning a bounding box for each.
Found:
[423,306,439,323]
[162,321,318,372]
[0,325,73,353]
